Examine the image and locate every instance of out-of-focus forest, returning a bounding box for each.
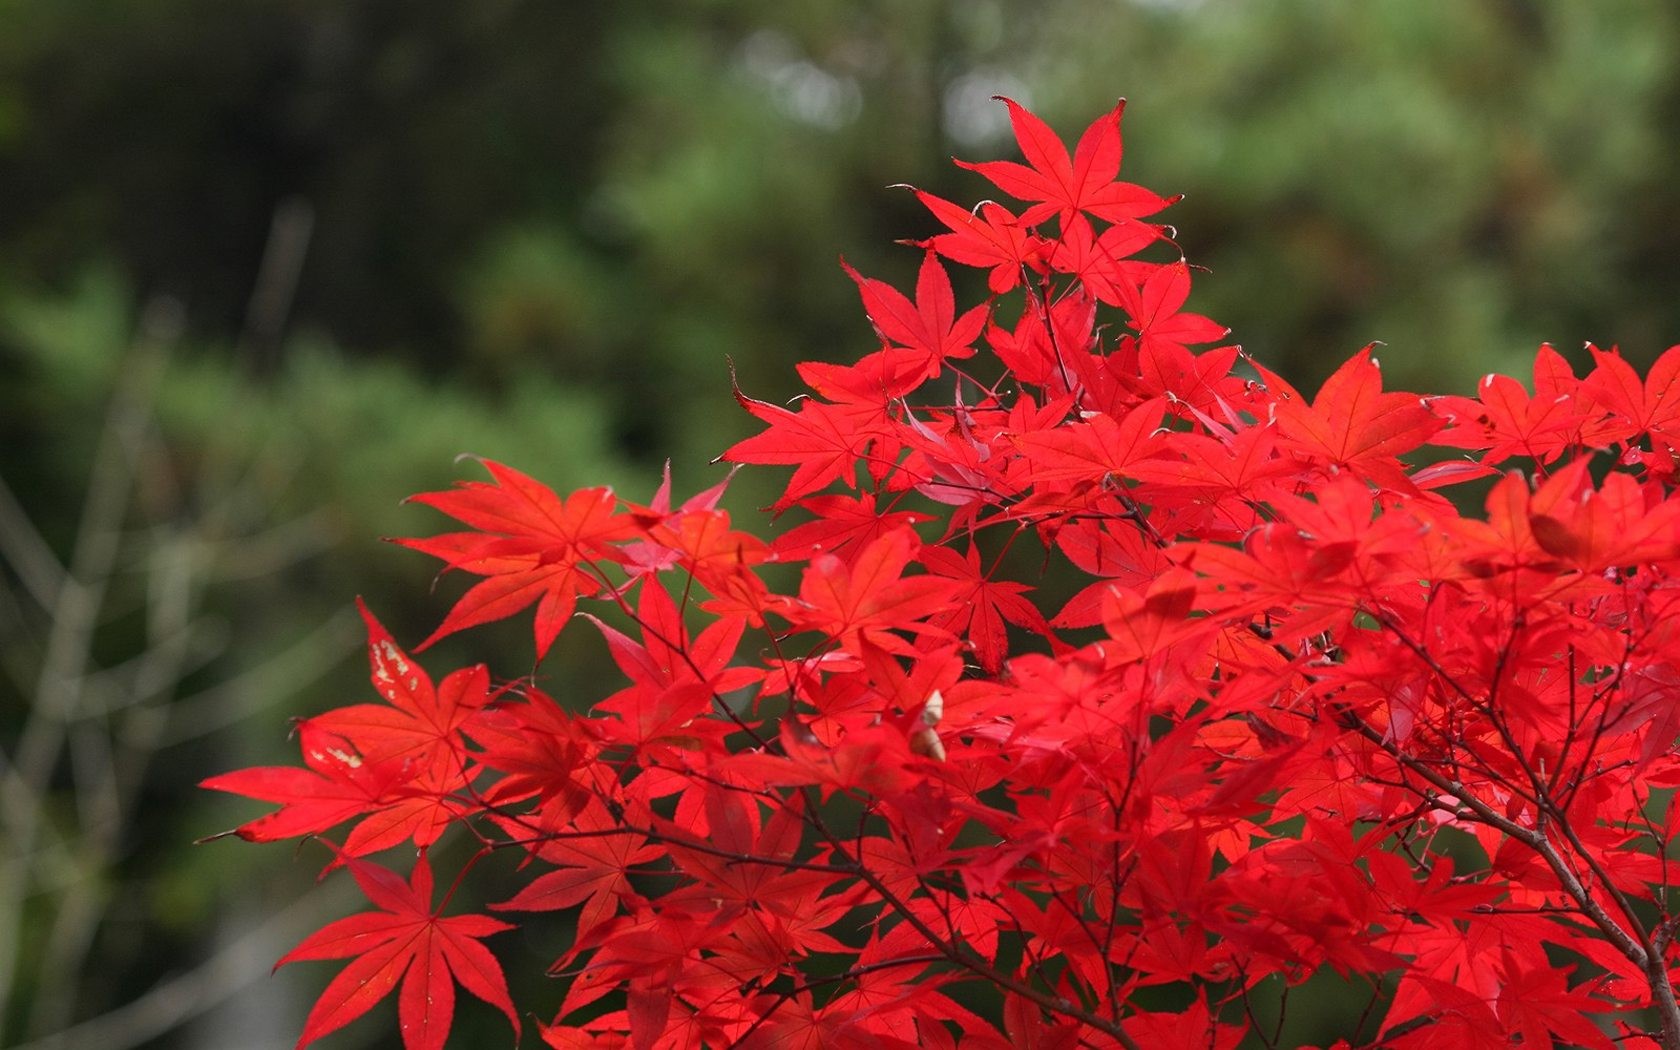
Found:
[3,2,1679,1047]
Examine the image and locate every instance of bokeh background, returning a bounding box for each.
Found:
[4,2,1680,1047]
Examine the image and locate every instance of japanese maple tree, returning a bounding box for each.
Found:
[205,98,1680,1049]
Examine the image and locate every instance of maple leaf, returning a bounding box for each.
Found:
[987,287,1096,391]
[1051,511,1172,630]
[619,463,738,576]
[200,720,465,855]
[771,492,934,563]
[1129,260,1228,355]
[1131,336,1247,414]
[1382,976,1510,1050]
[1125,422,1293,539]
[580,580,761,752]
[653,507,769,579]
[919,541,1052,673]
[1254,347,1442,490]
[1099,567,1208,665]
[1583,342,1680,447]
[493,802,660,946]
[208,599,517,857]
[307,599,490,775]
[1430,345,1603,465]
[1525,460,1680,571]
[777,528,961,657]
[399,462,639,657]
[795,352,928,414]
[956,97,1176,227]
[1447,460,1680,601]
[724,713,925,803]
[631,505,774,625]
[462,683,594,813]
[659,791,856,964]
[911,189,1046,294]
[1045,213,1159,310]
[720,380,879,512]
[842,252,987,383]
[1121,998,1243,1050]
[1494,951,1616,1050]
[1013,396,1168,491]
[280,852,518,1050]
[895,403,1012,514]
[1175,522,1364,642]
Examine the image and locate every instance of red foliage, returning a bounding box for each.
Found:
[207,99,1680,1049]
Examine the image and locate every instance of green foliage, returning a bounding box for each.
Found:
[4,271,636,542]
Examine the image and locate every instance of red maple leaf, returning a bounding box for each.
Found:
[770,492,934,563]
[777,528,960,656]
[1525,459,1680,572]
[919,541,1052,673]
[1583,341,1680,447]
[987,286,1097,391]
[398,462,639,657]
[912,189,1047,294]
[201,720,467,856]
[279,852,519,1050]
[630,503,774,625]
[1255,347,1441,489]
[1494,951,1615,1050]
[208,97,1680,1050]
[956,97,1176,227]
[1013,396,1168,491]
[842,252,988,383]
[1129,260,1228,355]
[580,580,761,751]
[492,802,661,946]
[1044,212,1158,310]
[1100,567,1208,665]
[1050,506,1172,628]
[203,606,494,857]
[200,722,409,843]
[720,381,880,512]
[307,599,491,774]
[1430,344,1604,465]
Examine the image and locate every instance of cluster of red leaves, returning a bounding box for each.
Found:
[207,99,1680,1049]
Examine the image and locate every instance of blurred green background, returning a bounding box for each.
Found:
[3,2,1679,1047]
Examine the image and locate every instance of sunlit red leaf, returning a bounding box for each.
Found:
[956,97,1176,227]
[281,853,518,1050]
